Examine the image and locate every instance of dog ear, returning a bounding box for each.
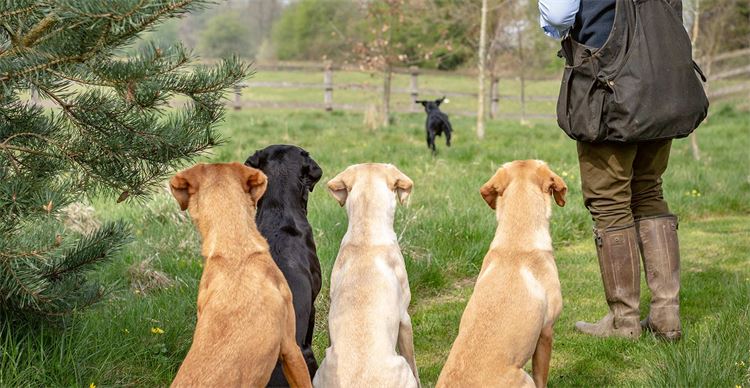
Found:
[479,167,509,210]
[388,166,413,206]
[301,154,323,192]
[327,170,350,207]
[417,100,428,107]
[436,96,446,106]
[244,149,264,169]
[237,163,268,204]
[538,164,568,207]
[170,165,203,211]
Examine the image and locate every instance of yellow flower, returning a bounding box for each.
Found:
[90,383,96,388]
[151,327,165,334]
[123,328,130,334]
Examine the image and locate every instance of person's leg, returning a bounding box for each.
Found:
[574,141,641,339]
[631,139,682,340]
[578,141,637,229]
[630,139,672,218]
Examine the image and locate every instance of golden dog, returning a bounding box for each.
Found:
[313,163,420,388]
[169,162,311,388]
[437,160,567,388]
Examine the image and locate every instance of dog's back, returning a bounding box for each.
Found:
[246,145,323,385]
[418,97,453,153]
[174,252,291,386]
[316,246,417,387]
[427,110,452,137]
[314,163,419,388]
[437,160,567,387]
[169,163,312,388]
[439,250,559,386]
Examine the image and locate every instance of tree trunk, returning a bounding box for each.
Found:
[689,0,702,161]
[518,26,527,124]
[382,64,392,128]
[476,0,488,139]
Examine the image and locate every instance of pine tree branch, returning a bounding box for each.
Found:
[63,0,148,21]
[1,144,56,157]
[21,14,57,48]
[0,24,19,55]
[1,0,249,319]
[0,5,37,19]
[1,258,51,305]
[0,54,86,83]
[0,131,55,148]
[48,69,114,88]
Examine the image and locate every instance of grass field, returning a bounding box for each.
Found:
[1,102,749,387]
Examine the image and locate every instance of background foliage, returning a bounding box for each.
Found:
[0,0,247,319]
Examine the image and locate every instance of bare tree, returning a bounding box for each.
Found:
[477,0,488,139]
[687,0,703,160]
[353,0,448,128]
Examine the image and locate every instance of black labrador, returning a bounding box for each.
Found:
[416,96,453,154]
[245,145,323,387]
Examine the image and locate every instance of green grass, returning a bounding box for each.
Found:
[1,104,749,387]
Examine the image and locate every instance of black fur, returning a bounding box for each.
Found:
[245,145,323,387]
[416,96,453,154]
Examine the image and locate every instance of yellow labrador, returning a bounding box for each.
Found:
[169,162,311,388]
[437,160,567,388]
[313,163,420,388]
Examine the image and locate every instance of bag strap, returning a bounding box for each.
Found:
[692,61,707,82]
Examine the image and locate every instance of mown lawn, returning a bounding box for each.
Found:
[1,104,749,387]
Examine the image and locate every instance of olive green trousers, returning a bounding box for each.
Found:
[577,139,673,229]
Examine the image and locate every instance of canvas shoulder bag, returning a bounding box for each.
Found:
[556,0,709,143]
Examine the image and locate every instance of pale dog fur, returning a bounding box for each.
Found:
[169,163,311,388]
[437,160,567,388]
[313,163,420,388]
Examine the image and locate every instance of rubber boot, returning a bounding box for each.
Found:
[575,225,642,339]
[636,214,682,341]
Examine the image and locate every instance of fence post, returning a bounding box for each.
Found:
[490,76,499,119]
[233,83,242,111]
[324,62,333,112]
[409,66,419,112]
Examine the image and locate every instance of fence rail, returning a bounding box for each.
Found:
[27,54,749,114]
[701,48,750,102]
[234,64,559,119]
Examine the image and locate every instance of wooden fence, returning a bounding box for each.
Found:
[230,62,558,120]
[699,48,750,101]
[228,53,750,119]
[26,51,748,116]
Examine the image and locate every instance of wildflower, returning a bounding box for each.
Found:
[90,383,96,388]
[151,327,165,334]
[123,328,130,334]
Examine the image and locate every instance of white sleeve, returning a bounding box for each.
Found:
[538,0,579,39]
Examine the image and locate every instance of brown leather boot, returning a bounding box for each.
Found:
[575,225,642,339]
[636,214,682,341]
